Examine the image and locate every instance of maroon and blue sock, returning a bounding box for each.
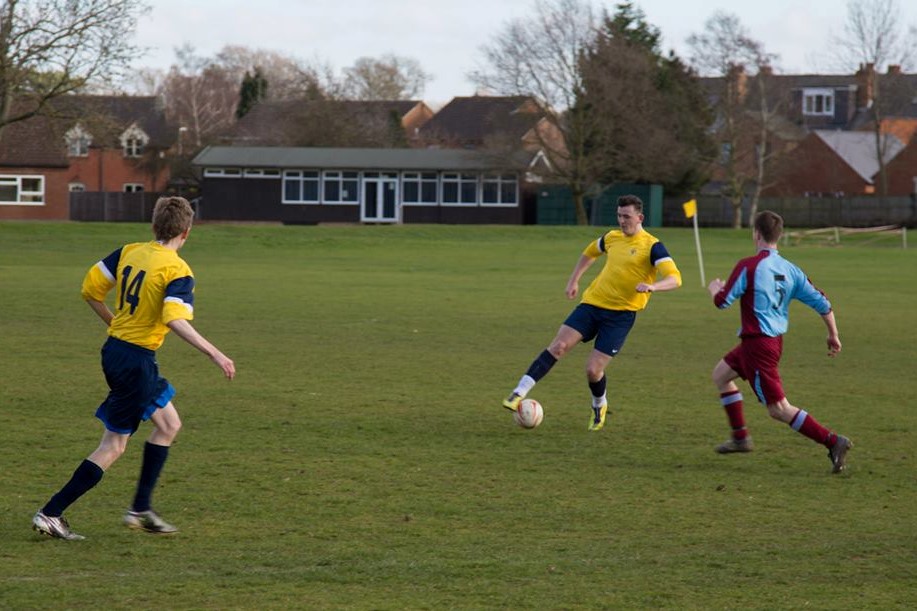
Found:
[720,391,748,441]
[789,409,837,447]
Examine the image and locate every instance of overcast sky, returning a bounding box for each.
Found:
[133,0,917,104]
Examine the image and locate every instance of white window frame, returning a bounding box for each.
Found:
[282,170,320,204]
[401,171,439,205]
[322,170,360,204]
[203,168,242,178]
[123,183,144,193]
[124,138,143,157]
[0,174,45,205]
[441,172,478,206]
[803,88,835,116]
[65,124,92,157]
[481,173,519,206]
[242,169,281,178]
[120,124,149,158]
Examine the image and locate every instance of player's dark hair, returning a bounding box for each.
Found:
[755,210,784,244]
[617,194,644,214]
[152,196,194,241]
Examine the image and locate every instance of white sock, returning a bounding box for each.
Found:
[592,394,607,408]
[513,375,536,397]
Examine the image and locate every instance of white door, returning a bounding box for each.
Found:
[361,176,399,223]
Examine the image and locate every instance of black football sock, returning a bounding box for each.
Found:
[42,459,104,517]
[525,350,558,382]
[132,442,170,512]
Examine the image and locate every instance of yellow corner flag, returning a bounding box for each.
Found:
[682,199,697,219]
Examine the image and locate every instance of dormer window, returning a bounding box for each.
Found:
[120,124,149,158]
[803,88,834,116]
[65,124,92,157]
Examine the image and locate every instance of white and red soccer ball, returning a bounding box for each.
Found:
[513,398,544,429]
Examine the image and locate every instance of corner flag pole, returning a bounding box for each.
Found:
[682,199,705,287]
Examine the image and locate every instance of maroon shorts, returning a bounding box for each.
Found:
[723,335,785,404]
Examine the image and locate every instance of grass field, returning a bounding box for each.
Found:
[1,221,915,610]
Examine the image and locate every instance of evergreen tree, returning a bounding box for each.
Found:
[236,67,268,119]
[579,2,714,194]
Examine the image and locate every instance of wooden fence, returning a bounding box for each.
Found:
[662,195,917,228]
[70,192,203,222]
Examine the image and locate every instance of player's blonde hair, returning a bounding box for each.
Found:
[152,196,194,241]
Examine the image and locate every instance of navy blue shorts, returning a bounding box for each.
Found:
[563,304,637,357]
[95,337,175,435]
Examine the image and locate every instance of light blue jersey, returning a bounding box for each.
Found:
[713,248,832,337]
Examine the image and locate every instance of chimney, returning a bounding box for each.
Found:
[888,64,902,75]
[855,63,875,109]
[726,63,748,104]
[758,65,773,77]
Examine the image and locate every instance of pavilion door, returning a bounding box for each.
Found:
[361,175,398,223]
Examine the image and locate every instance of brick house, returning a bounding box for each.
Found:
[702,64,917,197]
[0,95,175,220]
[764,130,905,197]
[882,136,917,196]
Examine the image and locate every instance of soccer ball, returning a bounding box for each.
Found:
[513,398,544,429]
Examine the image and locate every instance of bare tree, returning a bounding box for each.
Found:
[158,45,237,148]
[341,54,430,100]
[0,0,148,140]
[833,0,917,198]
[471,0,600,225]
[215,45,338,101]
[689,11,782,228]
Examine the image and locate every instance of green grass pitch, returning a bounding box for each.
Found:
[1,221,915,609]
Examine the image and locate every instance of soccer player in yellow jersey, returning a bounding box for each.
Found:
[502,195,682,430]
[32,197,235,541]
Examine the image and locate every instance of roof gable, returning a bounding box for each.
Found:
[814,129,904,182]
[418,95,545,145]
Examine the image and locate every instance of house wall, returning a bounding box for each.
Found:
[68,149,169,192]
[884,142,917,196]
[764,135,870,197]
[522,119,565,155]
[402,104,434,138]
[0,167,70,220]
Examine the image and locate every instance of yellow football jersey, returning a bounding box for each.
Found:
[81,241,195,350]
[581,229,681,311]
